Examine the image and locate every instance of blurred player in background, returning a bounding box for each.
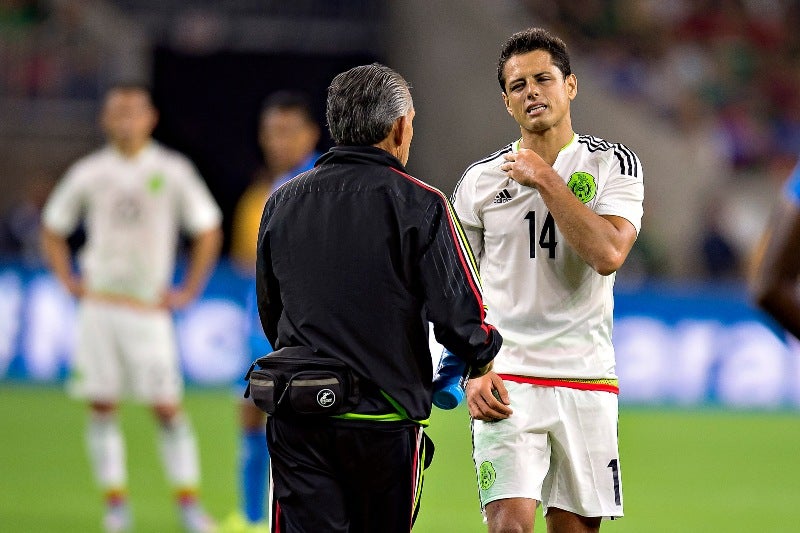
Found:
[454,28,643,532]
[40,84,222,533]
[224,92,320,533]
[230,91,321,273]
[257,62,502,532]
[751,158,800,338]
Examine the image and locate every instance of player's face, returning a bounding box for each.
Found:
[501,50,576,135]
[260,109,320,175]
[101,89,158,155]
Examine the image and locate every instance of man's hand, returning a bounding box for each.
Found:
[466,371,513,421]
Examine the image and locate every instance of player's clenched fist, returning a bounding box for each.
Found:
[500,148,557,189]
[466,372,513,421]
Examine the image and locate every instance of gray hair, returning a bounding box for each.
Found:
[326,63,413,146]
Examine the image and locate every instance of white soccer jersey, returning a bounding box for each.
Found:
[43,142,222,304]
[453,133,643,380]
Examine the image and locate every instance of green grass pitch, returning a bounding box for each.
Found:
[2,383,800,532]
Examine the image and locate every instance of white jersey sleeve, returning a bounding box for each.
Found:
[42,160,91,236]
[583,137,644,233]
[172,155,222,235]
[452,145,514,266]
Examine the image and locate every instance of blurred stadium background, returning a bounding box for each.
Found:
[3,0,800,531]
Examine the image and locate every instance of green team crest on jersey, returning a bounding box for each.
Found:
[148,173,165,193]
[479,461,496,490]
[568,171,596,203]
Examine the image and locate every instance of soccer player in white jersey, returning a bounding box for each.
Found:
[40,84,222,533]
[751,157,800,338]
[453,28,644,533]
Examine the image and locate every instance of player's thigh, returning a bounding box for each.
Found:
[472,381,556,507]
[117,309,183,404]
[68,300,123,401]
[544,389,622,519]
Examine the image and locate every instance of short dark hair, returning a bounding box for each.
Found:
[261,90,315,124]
[103,82,155,107]
[326,63,413,146]
[497,27,572,91]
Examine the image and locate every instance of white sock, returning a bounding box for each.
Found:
[86,412,127,491]
[158,413,200,491]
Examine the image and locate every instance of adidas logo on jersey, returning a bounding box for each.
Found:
[493,189,513,203]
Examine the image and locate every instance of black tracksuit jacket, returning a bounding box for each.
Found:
[256,145,502,422]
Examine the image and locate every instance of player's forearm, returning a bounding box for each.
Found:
[538,179,634,275]
[40,227,79,291]
[182,227,223,298]
[750,202,800,338]
[754,284,800,339]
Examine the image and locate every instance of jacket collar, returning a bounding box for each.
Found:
[316,145,407,173]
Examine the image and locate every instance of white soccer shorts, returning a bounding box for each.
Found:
[472,381,623,519]
[68,299,183,404]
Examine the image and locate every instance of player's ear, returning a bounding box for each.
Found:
[566,73,577,101]
[502,92,513,116]
[149,109,160,131]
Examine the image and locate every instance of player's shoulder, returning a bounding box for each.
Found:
[464,143,513,176]
[63,146,114,179]
[150,142,195,168]
[575,134,642,177]
[454,143,513,196]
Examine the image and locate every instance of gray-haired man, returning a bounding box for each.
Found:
[254,63,502,531]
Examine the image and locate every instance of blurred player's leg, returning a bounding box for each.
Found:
[240,401,268,525]
[221,400,269,533]
[156,408,217,533]
[86,405,131,532]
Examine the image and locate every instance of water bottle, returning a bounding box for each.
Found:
[432,349,468,409]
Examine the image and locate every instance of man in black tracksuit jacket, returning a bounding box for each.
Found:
[255,63,502,532]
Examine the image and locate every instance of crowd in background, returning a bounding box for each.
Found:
[0,0,141,100]
[533,0,800,175]
[3,0,800,281]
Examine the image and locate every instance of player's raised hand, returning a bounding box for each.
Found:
[500,148,553,189]
[466,371,513,421]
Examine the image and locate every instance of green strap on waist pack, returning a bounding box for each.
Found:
[332,390,430,427]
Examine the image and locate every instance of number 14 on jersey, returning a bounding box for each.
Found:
[525,210,557,259]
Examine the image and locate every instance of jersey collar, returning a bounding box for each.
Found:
[512,132,578,155]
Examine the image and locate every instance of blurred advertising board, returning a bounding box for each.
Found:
[1,261,798,408]
[0,260,252,387]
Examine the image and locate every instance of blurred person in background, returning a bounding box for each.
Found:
[40,83,222,533]
[456,28,643,532]
[229,91,321,273]
[0,171,53,266]
[751,157,800,339]
[223,91,320,533]
[256,62,501,532]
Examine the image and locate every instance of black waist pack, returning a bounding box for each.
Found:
[244,346,360,416]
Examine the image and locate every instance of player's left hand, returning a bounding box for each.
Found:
[500,148,551,188]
